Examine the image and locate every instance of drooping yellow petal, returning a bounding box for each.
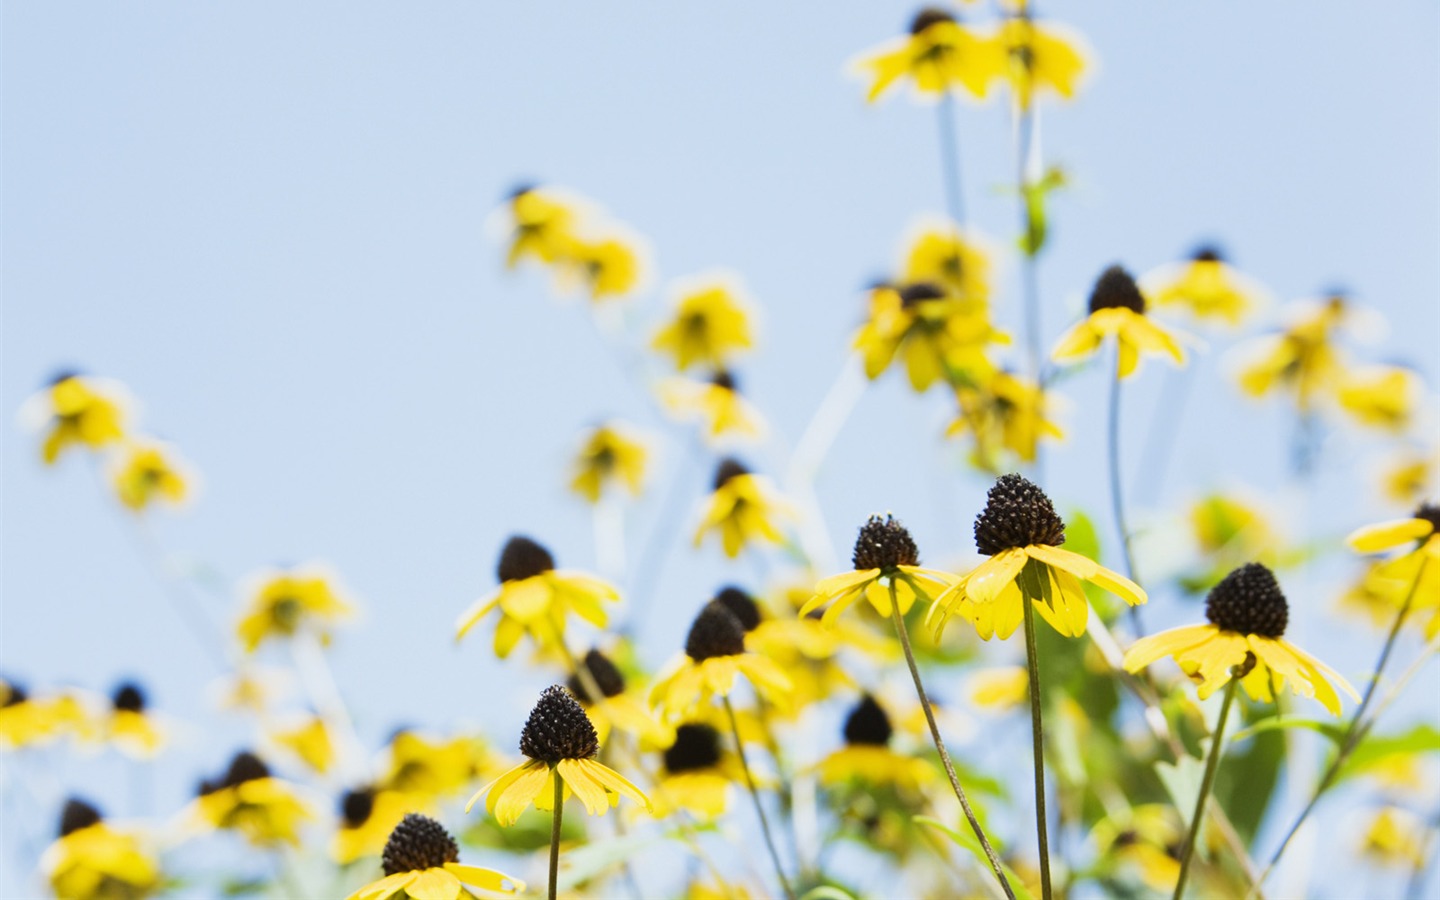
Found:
[1122,624,1219,673]
[576,757,651,810]
[1051,319,1102,364]
[404,868,463,900]
[557,758,611,814]
[1348,518,1434,554]
[454,591,502,640]
[444,864,523,895]
[967,548,1029,604]
[351,871,416,900]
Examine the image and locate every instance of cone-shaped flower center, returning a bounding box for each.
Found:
[1088,265,1146,314]
[59,798,102,837]
[853,514,920,571]
[663,723,723,774]
[567,649,627,703]
[1414,501,1440,534]
[1205,562,1288,638]
[382,813,459,876]
[519,685,599,764]
[112,682,145,713]
[910,6,956,34]
[712,457,749,490]
[684,602,747,661]
[843,694,893,747]
[1191,245,1224,263]
[497,536,556,583]
[223,751,271,788]
[899,282,947,308]
[340,788,375,828]
[3,684,28,707]
[713,587,762,632]
[974,473,1066,555]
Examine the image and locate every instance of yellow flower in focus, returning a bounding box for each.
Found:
[20,371,129,465]
[1052,266,1187,380]
[817,695,936,797]
[272,716,334,775]
[930,475,1146,641]
[651,722,742,820]
[567,648,672,749]
[455,535,619,659]
[801,515,957,626]
[651,276,754,372]
[947,370,1063,464]
[1091,804,1185,895]
[1142,246,1266,327]
[850,8,1002,103]
[994,15,1090,108]
[1358,807,1427,868]
[854,282,1007,392]
[109,440,193,513]
[347,814,523,900]
[105,683,165,759]
[333,787,411,864]
[43,799,161,900]
[1124,563,1358,715]
[1347,504,1440,630]
[236,565,353,654]
[659,371,766,444]
[650,602,793,722]
[1235,294,1353,412]
[901,222,993,302]
[569,422,648,503]
[693,459,790,558]
[193,752,313,846]
[380,730,492,803]
[967,666,1029,712]
[502,185,581,269]
[469,686,649,826]
[1337,365,1423,432]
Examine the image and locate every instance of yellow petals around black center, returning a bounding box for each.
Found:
[973,473,1066,555]
[842,694,893,747]
[340,787,376,829]
[567,649,627,703]
[663,723,723,774]
[199,750,270,796]
[1205,562,1289,638]
[111,682,145,713]
[852,514,920,571]
[59,797,102,837]
[710,369,738,392]
[898,281,947,308]
[496,535,556,583]
[381,813,459,876]
[519,685,599,764]
[684,602,747,661]
[1088,264,1146,314]
[910,6,956,35]
[712,457,749,491]
[713,586,762,632]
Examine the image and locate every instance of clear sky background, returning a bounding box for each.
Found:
[3,3,1438,898]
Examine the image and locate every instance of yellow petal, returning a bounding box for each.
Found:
[404,868,462,900]
[444,864,524,895]
[1122,624,1218,673]
[351,872,416,900]
[454,591,501,640]
[1051,319,1101,364]
[966,548,1028,605]
[1348,519,1433,554]
[558,759,610,815]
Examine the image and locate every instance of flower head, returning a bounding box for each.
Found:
[651,722,742,819]
[651,277,754,372]
[20,371,131,465]
[109,440,194,513]
[557,231,650,302]
[994,15,1090,108]
[502,185,582,269]
[193,751,313,846]
[693,459,790,558]
[818,694,936,795]
[379,730,492,802]
[346,813,523,900]
[569,422,648,503]
[659,370,766,444]
[236,565,353,654]
[105,681,164,758]
[1337,365,1424,433]
[1236,293,1354,411]
[42,799,161,900]
[1142,245,1266,327]
[1346,503,1440,628]
[854,278,1007,393]
[565,649,671,747]
[801,515,957,625]
[1052,265,1187,379]
[651,602,793,721]
[333,786,412,864]
[850,8,1003,103]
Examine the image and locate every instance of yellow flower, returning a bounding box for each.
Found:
[659,371,766,444]
[193,752,313,846]
[569,422,648,503]
[966,666,1030,712]
[801,515,956,626]
[817,695,936,797]
[901,222,994,302]
[1381,448,1437,506]
[454,535,619,658]
[333,787,412,864]
[0,681,63,749]
[43,800,161,900]
[1358,807,1427,868]
[109,439,194,512]
[469,686,649,826]
[854,282,1007,392]
[1337,559,1413,629]
[1090,804,1185,894]
[236,565,354,653]
[650,602,793,722]
[1337,365,1423,432]
[501,185,582,269]
[1347,504,1440,631]
[347,814,522,900]
[272,716,334,775]
[1052,266,1187,379]
[1235,294,1352,411]
[993,15,1090,108]
[567,648,672,749]
[557,231,650,302]
[693,459,790,558]
[1141,246,1266,327]
[1189,493,1276,559]
[380,731,493,803]
[650,722,742,820]
[1124,563,1358,715]
[651,275,754,372]
[20,371,129,465]
[850,8,1003,103]
[749,583,887,713]
[947,370,1063,464]
[105,683,165,759]
[929,474,1146,640]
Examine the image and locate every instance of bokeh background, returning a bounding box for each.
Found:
[4,3,1437,898]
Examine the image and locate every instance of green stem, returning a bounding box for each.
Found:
[1020,590,1053,900]
[549,771,564,900]
[889,581,1016,900]
[1174,679,1239,900]
[723,696,795,900]
[1107,345,1143,636]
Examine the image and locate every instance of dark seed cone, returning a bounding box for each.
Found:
[663,723,723,774]
[519,685,599,763]
[712,457,750,491]
[910,7,956,35]
[496,535,555,583]
[340,788,375,828]
[567,649,627,703]
[1205,563,1288,638]
[59,798,102,837]
[899,282,947,307]
[47,368,85,387]
[711,370,738,392]
[1414,501,1440,534]
[1088,265,1146,314]
[2,682,28,707]
[381,813,459,876]
[684,602,747,661]
[222,751,271,788]
[852,514,920,571]
[973,473,1066,555]
[714,586,762,632]
[111,682,145,713]
[843,694,893,747]
[1191,244,1225,263]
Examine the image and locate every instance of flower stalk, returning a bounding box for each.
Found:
[548,773,564,900]
[1019,574,1053,900]
[723,696,795,900]
[1107,347,1144,635]
[1174,678,1239,900]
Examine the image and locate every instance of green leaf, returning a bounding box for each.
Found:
[1228,715,1344,744]
[799,888,859,900]
[1337,723,1440,785]
[914,816,1036,900]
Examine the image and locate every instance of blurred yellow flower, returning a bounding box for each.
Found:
[43,799,161,900]
[567,648,672,749]
[966,666,1029,712]
[651,276,754,372]
[236,565,353,654]
[0,681,61,749]
[333,787,411,864]
[1236,294,1352,411]
[650,722,742,819]
[749,585,884,713]
[502,185,581,269]
[994,15,1090,108]
[901,222,994,302]
[1382,448,1437,506]
[651,603,792,722]
[20,372,129,465]
[105,683,165,759]
[1189,493,1276,559]
[850,7,1002,103]
[272,715,334,775]
[801,515,956,626]
[693,459,790,558]
[1052,266,1187,379]
[1091,804,1185,894]
[559,232,649,302]
[193,752,313,846]
[659,371,766,444]
[1142,246,1266,327]
[947,370,1063,464]
[854,282,1006,392]
[569,422,648,503]
[1358,807,1427,868]
[1336,365,1423,432]
[379,730,492,803]
[817,695,936,796]
[109,440,193,513]
[347,814,522,900]
[1347,503,1440,631]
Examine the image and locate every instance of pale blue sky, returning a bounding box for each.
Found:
[4,3,1437,897]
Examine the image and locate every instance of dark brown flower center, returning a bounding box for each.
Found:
[519,685,599,763]
[712,457,750,490]
[382,813,459,875]
[973,473,1065,555]
[111,682,145,713]
[713,587,762,632]
[663,723,723,774]
[1205,563,1288,638]
[1413,502,1440,534]
[910,7,956,35]
[1088,265,1146,314]
[566,649,627,703]
[497,535,556,583]
[1191,244,1224,264]
[852,514,920,571]
[59,798,102,837]
[843,694,893,747]
[341,788,376,828]
[684,602,747,661]
[899,282,947,308]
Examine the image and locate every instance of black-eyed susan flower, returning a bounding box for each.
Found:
[947,370,1063,464]
[271,715,335,775]
[693,459,790,558]
[568,422,648,503]
[193,751,313,846]
[929,474,1147,640]
[1123,563,1358,714]
[236,565,353,654]
[19,371,130,465]
[901,221,994,302]
[801,515,957,626]
[651,275,754,372]
[380,730,495,804]
[1236,293,1353,412]
[817,695,936,796]
[468,685,649,825]
[650,602,792,722]
[854,281,1007,392]
[1347,502,1440,631]
[109,439,194,513]
[0,680,60,749]
[1141,246,1266,327]
[566,649,670,748]
[1382,448,1437,506]
[993,13,1091,108]
[1090,804,1185,895]
[333,786,412,865]
[748,583,888,714]
[42,799,160,900]
[659,370,766,444]
[1336,365,1424,432]
[1052,265,1187,380]
[104,682,164,759]
[557,231,650,302]
[850,7,1002,103]
[347,813,523,900]
[651,722,742,820]
[501,185,582,269]
[454,536,619,659]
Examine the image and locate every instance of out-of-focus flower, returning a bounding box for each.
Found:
[1236,293,1354,412]
[1348,503,1440,634]
[1053,265,1187,380]
[749,583,887,712]
[930,474,1145,640]
[901,222,994,302]
[1381,448,1437,506]
[1190,493,1276,560]
[651,723,741,819]
[659,371,766,444]
[1358,807,1427,868]
[854,282,1007,393]
[558,232,650,302]
[346,814,522,900]
[569,422,648,504]
[333,787,412,865]
[1124,563,1358,714]
[455,535,618,659]
[1338,559,1413,629]
[469,686,649,826]
[109,440,194,513]
[993,14,1090,108]
[501,186,582,269]
[566,648,671,748]
[693,459,790,558]
[272,715,334,775]
[19,372,129,465]
[651,603,792,722]
[947,370,1063,464]
[0,680,59,749]
[378,730,495,807]
[651,276,754,372]
[211,665,291,715]
[801,515,956,626]
[1091,804,1185,894]
[1337,365,1424,432]
[42,799,161,900]
[1142,246,1266,327]
[817,695,936,796]
[104,682,164,759]
[850,7,1002,103]
[236,565,353,654]
[966,666,1029,713]
[192,751,313,846]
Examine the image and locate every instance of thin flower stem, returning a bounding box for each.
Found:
[936,91,967,227]
[1174,678,1239,900]
[1020,591,1053,900]
[549,772,564,900]
[1107,352,1144,636]
[723,696,795,900]
[889,581,1016,900]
